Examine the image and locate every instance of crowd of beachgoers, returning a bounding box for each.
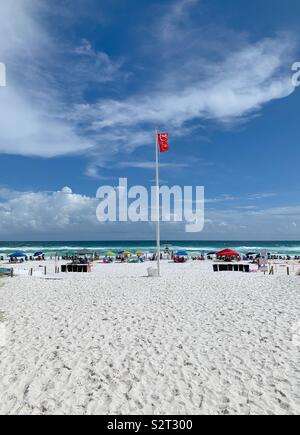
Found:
[1,245,300,281]
[2,245,300,266]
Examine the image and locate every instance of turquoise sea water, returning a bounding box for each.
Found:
[1,241,300,256]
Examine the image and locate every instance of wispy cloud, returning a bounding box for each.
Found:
[73,38,124,84]
[77,34,297,175]
[0,0,94,157]
[0,0,298,169]
[86,39,295,126]
[206,192,277,204]
[158,0,199,43]
[115,161,190,170]
[85,159,192,179]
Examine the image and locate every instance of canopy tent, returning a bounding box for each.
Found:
[9,252,27,258]
[216,249,240,258]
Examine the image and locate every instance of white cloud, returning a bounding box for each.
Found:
[158,0,199,43]
[74,39,122,83]
[205,192,277,204]
[0,0,93,157]
[0,85,93,157]
[115,161,190,170]
[73,35,297,175]
[85,38,295,129]
[0,0,47,59]
[0,0,298,166]
[0,187,99,239]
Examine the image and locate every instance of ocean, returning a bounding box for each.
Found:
[1,241,300,256]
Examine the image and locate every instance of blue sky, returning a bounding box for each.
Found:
[0,0,300,240]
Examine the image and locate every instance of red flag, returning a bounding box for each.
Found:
[157,132,169,153]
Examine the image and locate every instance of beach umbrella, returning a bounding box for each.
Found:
[246,252,257,257]
[207,251,217,255]
[105,251,116,256]
[136,251,145,256]
[8,252,27,258]
[123,251,132,256]
[175,250,189,257]
[216,249,240,258]
[33,251,44,257]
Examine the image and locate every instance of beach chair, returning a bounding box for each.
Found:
[128,258,139,263]
[0,268,13,277]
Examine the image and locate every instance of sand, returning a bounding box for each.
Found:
[0,261,299,415]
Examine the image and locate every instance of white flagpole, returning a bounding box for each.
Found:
[155,129,161,277]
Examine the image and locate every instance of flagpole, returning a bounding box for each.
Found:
[155,129,161,277]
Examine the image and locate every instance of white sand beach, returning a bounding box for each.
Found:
[0,261,299,415]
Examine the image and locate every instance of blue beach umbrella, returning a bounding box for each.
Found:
[175,250,189,257]
[9,252,27,258]
[34,252,44,257]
